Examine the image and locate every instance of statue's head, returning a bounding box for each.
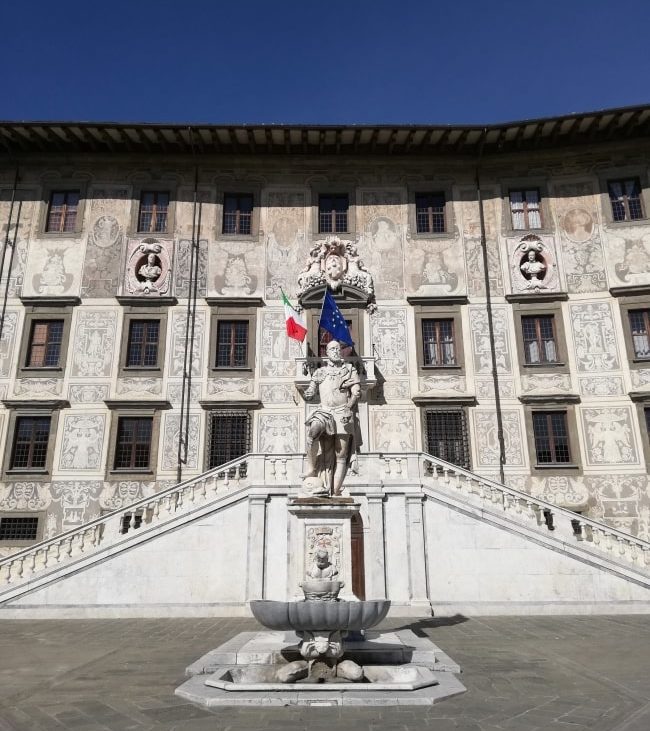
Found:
[314,549,330,568]
[147,253,157,265]
[325,340,342,363]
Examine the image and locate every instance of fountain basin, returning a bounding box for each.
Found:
[205,663,438,691]
[250,599,390,631]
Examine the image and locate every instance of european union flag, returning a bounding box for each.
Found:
[319,290,354,346]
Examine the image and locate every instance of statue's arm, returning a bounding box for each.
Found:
[304,378,319,401]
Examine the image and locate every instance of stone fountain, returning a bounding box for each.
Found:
[175,340,466,707]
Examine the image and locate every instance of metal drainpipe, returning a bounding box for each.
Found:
[0,164,20,343]
[475,130,507,485]
[176,131,201,484]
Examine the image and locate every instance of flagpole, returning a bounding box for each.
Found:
[317,287,327,359]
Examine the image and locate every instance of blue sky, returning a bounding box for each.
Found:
[2,0,649,125]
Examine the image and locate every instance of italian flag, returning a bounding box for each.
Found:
[282,290,307,342]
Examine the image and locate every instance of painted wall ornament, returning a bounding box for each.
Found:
[610,232,650,285]
[125,238,171,295]
[297,238,373,297]
[582,408,639,465]
[570,303,619,372]
[92,215,121,248]
[35,249,73,295]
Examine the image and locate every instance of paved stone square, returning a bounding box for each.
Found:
[1,615,650,730]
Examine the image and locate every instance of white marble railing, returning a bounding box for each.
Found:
[1,450,649,593]
[0,453,286,589]
[409,452,650,573]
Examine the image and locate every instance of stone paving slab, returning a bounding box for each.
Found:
[1,616,650,729]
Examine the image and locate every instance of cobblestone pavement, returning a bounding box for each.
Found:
[1,615,650,730]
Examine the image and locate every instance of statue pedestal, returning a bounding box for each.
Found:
[288,498,360,601]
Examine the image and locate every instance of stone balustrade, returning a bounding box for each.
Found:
[1,450,649,595]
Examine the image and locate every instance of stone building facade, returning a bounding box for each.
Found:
[1,108,650,556]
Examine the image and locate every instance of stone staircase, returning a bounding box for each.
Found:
[1,452,649,613]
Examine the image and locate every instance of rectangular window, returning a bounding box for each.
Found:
[629,310,650,360]
[532,411,571,464]
[415,193,446,234]
[216,321,249,368]
[509,189,542,229]
[422,319,456,366]
[208,411,250,470]
[46,190,79,232]
[0,516,39,542]
[424,409,470,469]
[126,320,160,368]
[137,191,169,233]
[26,320,64,368]
[521,315,558,365]
[223,194,253,235]
[113,417,153,470]
[10,416,51,470]
[608,178,644,222]
[319,194,349,233]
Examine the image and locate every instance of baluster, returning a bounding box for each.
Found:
[395,459,403,476]
[29,550,38,575]
[16,556,25,579]
[643,546,650,566]
[53,542,62,563]
[5,561,13,584]
[592,527,601,546]
[269,458,276,479]
[236,464,242,483]
[223,469,230,488]
[129,512,136,531]
[43,545,51,568]
[280,458,287,479]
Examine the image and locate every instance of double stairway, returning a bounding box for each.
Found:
[1,452,649,611]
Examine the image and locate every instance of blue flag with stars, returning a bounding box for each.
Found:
[319,290,354,346]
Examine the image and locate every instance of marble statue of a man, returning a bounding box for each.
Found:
[302,340,361,496]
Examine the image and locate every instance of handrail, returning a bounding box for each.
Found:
[1,450,648,589]
[0,452,254,568]
[415,451,650,550]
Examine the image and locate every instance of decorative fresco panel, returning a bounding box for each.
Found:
[59,414,106,470]
[469,305,511,375]
[260,310,300,378]
[570,302,620,372]
[372,409,415,451]
[552,181,607,293]
[580,407,640,466]
[473,410,525,467]
[264,190,307,300]
[81,187,129,297]
[71,310,117,377]
[258,412,300,453]
[371,308,408,376]
[357,190,405,299]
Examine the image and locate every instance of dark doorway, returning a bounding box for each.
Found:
[351,512,366,599]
